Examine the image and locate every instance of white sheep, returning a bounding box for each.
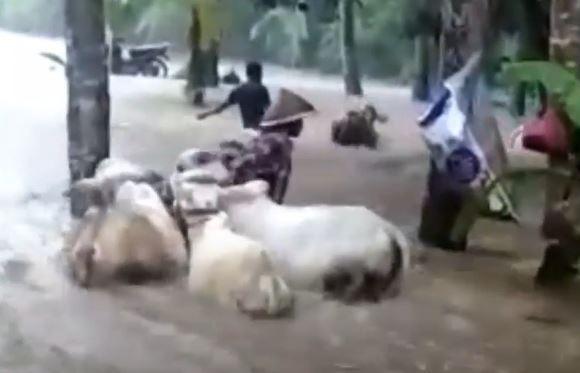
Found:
[217,180,411,302]
[173,170,294,318]
[65,181,188,287]
[186,212,294,318]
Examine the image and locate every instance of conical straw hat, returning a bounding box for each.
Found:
[261,88,316,127]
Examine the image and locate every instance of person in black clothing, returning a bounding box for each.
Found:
[197,62,270,129]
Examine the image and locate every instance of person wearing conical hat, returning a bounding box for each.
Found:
[219,88,315,204]
[258,88,315,138]
[249,88,314,203]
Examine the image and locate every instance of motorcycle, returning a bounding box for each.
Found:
[111,38,170,78]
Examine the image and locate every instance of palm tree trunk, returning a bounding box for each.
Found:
[65,0,110,217]
[545,0,580,218]
[187,5,205,106]
[339,0,362,96]
[413,35,432,101]
[206,39,220,87]
[536,0,580,284]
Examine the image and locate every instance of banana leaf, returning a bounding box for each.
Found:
[502,61,580,129]
[451,167,577,242]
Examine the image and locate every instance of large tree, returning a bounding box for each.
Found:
[65,0,110,217]
[545,0,580,217]
[339,0,362,95]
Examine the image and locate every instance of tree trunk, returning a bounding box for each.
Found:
[187,5,205,106]
[339,0,362,96]
[536,0,580,284]
[545,0,580,218]
[413,35,432,101]
[64,0,110,218]
[206,39,220,87]
[301,4,320,68]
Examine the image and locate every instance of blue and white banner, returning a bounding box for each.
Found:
[418,52,517,219]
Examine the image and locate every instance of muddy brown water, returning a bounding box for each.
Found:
[1,31,580,373]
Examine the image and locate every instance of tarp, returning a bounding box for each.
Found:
[418,51,516,219]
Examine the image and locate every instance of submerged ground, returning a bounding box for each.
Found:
[0,30,579,373]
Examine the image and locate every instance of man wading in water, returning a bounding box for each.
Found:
[197,62,270,130]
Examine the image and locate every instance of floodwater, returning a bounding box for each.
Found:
[0,30,579,373]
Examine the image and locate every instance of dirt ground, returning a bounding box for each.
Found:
[1,30,580,373]
[108,77,580,373]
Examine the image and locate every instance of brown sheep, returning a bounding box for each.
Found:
[331,104,388,149]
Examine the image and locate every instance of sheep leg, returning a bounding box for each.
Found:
[342,270,366,303]
[323,266,365,303]
[233,289,269,319]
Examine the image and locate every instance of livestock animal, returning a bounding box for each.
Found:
[222,69,241,85]
[171,149,233,244]
[331,104,388,149]
[172,169,294,317]
[174,148,231,184]
[65,181,188,288]
[71,158,173,215]
[217,180,411,302]
[218,133,293,204]
[186,212,294,318]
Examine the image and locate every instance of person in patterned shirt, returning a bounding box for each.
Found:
[220,133,293,204]
[218,88,313,204]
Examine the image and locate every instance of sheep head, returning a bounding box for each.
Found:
[175,148,232,186]
[362,104,388,125]
[174,169,221,223]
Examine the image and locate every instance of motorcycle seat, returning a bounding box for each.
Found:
[129,43,170,54]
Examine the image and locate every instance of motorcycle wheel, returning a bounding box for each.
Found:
[143,58,168,78]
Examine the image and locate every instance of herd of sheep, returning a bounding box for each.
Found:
[64,131,411,319]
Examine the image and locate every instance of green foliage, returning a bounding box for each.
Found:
[1,0,417,78]
[249,5,308,66]
[503,61,580,129]
[0,0,64,36]
[451,167,576,242]
[315,0,414,77]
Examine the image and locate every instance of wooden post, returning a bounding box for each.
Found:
[65,0,110,217]
[339,0,363,96]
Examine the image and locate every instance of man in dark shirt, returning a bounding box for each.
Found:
[197,62,270,129]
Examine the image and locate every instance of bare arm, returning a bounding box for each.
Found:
[197,100,232,120]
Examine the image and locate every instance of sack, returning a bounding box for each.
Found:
[522,108,569,156]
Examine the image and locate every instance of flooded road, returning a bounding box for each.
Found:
[1,30,580,373]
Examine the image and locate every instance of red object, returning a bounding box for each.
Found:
[522,108,569,156]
